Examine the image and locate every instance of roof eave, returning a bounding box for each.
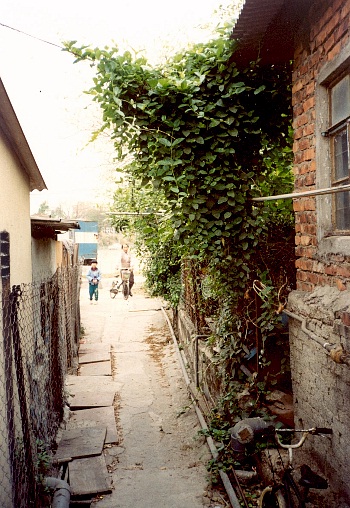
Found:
[31,217,80,240]
[0,78,47,192]
[231,0,313,66]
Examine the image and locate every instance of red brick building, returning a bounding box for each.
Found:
[233,1,350,505]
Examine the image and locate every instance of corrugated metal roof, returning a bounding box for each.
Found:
[31,217,80,239]
[233,0,285,47]
[231,0,314,65]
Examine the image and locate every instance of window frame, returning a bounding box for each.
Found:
[329,116,350,233]
[315,39,350,255]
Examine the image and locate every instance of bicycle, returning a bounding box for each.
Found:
[109,276,120,299]
[109,269,131,300]
[258,426,332,508]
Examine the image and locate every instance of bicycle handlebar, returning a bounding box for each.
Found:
[313,427,333,435]
[230,418,333,452]
[276,427,332,450]
[277,427,333,435]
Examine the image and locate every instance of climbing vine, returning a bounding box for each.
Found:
[65,27,293,291]
[64,20,295,482]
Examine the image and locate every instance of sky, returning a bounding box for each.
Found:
[0,0,236,214]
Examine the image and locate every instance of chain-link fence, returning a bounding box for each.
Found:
[0,261,80,508]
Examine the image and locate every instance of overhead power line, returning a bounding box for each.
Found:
[4,17,349,208]
[0,21,63,49]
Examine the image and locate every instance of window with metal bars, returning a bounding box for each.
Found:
[329,74,350,231]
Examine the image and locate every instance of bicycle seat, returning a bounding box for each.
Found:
[299,464,328,490]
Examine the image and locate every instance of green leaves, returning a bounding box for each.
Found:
[63,25,296,484]
[158,137,171,147]
[64,29,293,304]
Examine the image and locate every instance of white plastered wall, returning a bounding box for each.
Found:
[0,133,32,285]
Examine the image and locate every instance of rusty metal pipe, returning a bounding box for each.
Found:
[283,309,350,367]
[193,334,210,388]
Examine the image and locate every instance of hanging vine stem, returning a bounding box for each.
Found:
[252,279,267,297]
[245,298,261,328]
[252,279,288,313]
[276,281,288,313]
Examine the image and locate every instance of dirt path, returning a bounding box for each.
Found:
[79,268,227,508]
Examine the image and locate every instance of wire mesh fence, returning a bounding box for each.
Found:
[180,226,296,334]
[180,256,231,334]
[0,264,80,508]
[180,259,211,332]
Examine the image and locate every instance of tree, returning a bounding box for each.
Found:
[108,173,181,304]
[37,201,50,216]
[65,28,293,296]
[50,205,68,219]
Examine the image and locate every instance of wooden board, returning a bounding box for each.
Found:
[79,343,111,354]
[69,391,115,410]
[69,454,112,496]
[55,426,106,461]
[66,374,117,392]
[79,361,111,376]
[67,406,118,444]
[79,350,111,364]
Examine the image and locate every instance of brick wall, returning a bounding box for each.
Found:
[288,2,350,505]
[292,0,350,292]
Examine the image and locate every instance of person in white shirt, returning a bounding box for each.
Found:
[119,244,134,296]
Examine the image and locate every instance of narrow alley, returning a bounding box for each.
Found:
[66,250,227,508]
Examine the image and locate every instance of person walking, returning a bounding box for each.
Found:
[86,260,101,303]
[119,244,134,296]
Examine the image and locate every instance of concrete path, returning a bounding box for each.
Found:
[78,273,226,508]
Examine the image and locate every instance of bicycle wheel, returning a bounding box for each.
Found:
[259,486,287,508]
[110,282,117,299]
[123,281,129,300]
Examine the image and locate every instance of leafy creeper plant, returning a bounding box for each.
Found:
[64,22,295,492]
[64,34,293,279]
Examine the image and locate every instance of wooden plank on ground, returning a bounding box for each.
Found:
[69,391,115,410]
[54,426,106,461]
[79,350,111,364]
[69,454,112,496]
[66,374,117,392]
[79,343,111,353]
[67,407,118,444]
[79,361,111,376]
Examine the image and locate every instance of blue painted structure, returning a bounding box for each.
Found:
[74,220,98,265]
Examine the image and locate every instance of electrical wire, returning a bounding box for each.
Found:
[0,21,63,50]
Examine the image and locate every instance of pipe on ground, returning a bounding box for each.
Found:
[44,477,71,508]
[161,307,241,508]
[194,334,210,388]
